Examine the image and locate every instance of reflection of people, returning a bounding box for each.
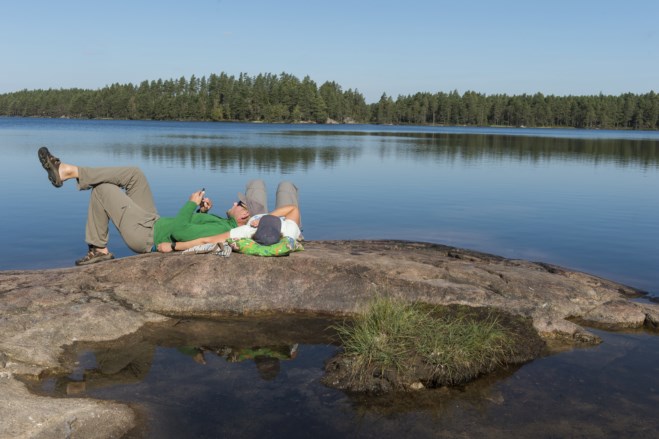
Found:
[254,356,280,381]
[37,147,292,265]
[227,344,299,381]
[179,344,299,381]
[226,344,298,363]
[177,346,209,365]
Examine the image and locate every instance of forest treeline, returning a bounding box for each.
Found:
[0,72,657,130]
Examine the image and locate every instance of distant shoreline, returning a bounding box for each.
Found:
[3,114,655,132]
[1,72,657,131]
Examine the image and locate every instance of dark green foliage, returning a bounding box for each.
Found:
[382,90,659,130]
[0,73,657,129]
[0,72,369,124]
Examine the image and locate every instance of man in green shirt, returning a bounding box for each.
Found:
[38,147,252,265]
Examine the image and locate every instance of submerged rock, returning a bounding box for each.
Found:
[1,240,657,436]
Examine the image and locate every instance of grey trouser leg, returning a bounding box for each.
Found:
[244,179,268,215]
[276,181,301,227]
[244,179,301,225]
[78,167,159,253]
[275,181,299,208]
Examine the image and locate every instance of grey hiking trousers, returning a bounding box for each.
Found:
[243,179,301,225]
[77,167,159,253]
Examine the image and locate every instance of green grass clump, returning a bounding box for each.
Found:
[333,297,518,388]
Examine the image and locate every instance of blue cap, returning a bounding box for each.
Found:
[253,215,281,246]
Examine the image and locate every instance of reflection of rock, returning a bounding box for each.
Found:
[343,364,521,417]
[1,240,657,437]
[52,340,156,396]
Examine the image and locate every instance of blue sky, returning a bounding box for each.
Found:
[1,0,657,103]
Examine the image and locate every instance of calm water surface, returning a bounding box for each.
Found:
[3,117,659,437]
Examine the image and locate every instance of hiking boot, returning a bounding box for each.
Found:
[75,247,114,266]
[37,146,63,188]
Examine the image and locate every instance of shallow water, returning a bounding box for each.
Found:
[26,318,659,439]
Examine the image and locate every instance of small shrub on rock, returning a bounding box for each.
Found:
[323,298,544,393]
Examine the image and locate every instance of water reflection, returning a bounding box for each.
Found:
[178,344,298,381]
[410,134,659,167]
[21,317,659,438]
[34,315,339,398]
[288,130,659,167]
[123,144,362,172]
[55,340,154,396]
[53,342,300,396]
[112,131,659,170]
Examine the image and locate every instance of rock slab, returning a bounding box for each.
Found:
[1,240,657,437]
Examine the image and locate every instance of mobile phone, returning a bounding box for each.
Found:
[198,188,206,212]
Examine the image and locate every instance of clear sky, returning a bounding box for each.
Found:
[1,0,657,103]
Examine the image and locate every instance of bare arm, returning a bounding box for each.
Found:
[268,205,300,225]
[157,204,300,253]
[157,231,231,253]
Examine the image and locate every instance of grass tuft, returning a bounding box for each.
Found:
[331,297,522,389]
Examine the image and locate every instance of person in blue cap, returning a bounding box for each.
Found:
[229,179,303,246]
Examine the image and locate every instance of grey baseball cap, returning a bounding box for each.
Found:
[253,215,282,246]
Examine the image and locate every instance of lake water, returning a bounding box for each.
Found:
[3,117,659,437]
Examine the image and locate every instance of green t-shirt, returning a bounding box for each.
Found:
[153,201,238,245]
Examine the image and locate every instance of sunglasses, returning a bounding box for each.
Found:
[237,200,248,209]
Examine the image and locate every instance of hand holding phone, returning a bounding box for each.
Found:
[198,188,206,212]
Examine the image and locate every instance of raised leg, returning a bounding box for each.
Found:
[85,183,158,253]
[243,179,268,215]
[275,181,301,228]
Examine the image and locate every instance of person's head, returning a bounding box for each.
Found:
[253,215,282,245]
[254,356,280,381]
[226,200,250,225]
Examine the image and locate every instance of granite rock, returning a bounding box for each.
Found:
[1,240,656,437]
